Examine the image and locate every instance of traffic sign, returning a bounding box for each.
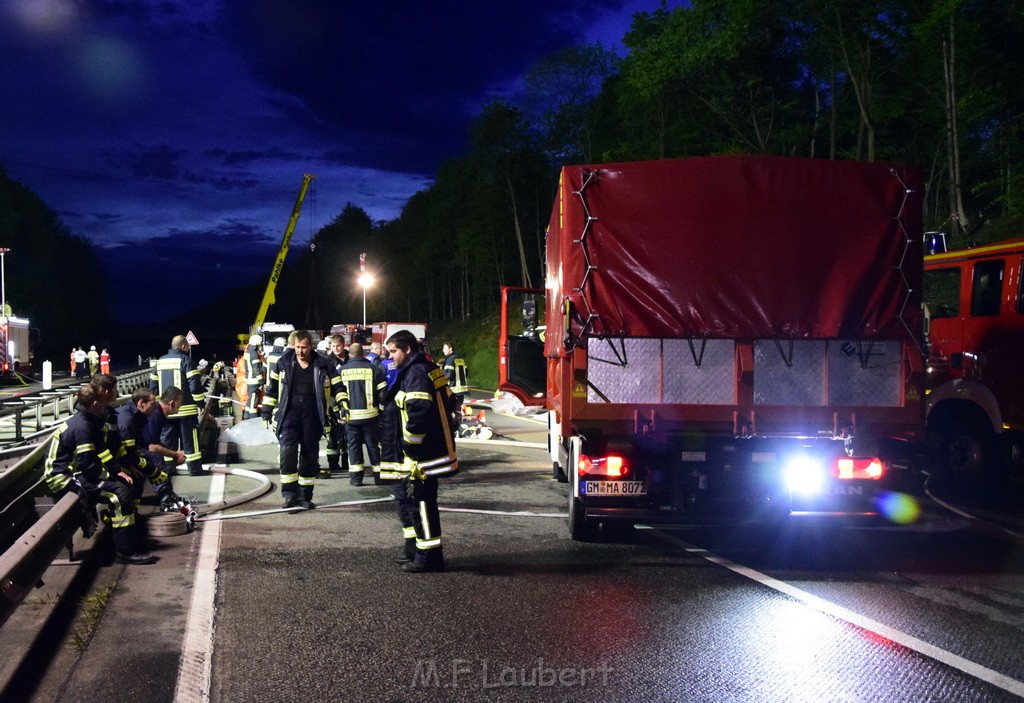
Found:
[186,330,200,345]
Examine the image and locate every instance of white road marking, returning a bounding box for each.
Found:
[173,472,226,703]
[440,506,565,518]
[645,527,1024,698]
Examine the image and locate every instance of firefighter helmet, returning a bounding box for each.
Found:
[249,334,263,346]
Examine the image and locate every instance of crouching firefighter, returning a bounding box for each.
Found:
[44,383,156,565]
[385,329,458,573]
[115,386,188,514]
[262,330,345,510]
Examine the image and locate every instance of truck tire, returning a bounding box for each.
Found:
[934,414,999,487]
[568,462,595,541]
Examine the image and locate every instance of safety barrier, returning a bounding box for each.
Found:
[0,369,151,447]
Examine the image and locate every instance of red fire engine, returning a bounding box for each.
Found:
[924,237,1024,485]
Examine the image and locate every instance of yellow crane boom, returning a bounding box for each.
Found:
[242,173,315,342]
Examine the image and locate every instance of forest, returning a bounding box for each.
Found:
[281,0,1023,330]
[1,0,1021,359]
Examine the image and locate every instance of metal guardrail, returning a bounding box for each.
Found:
[0,368,155,628]
[0,368,152,446]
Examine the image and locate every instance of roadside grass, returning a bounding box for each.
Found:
[67,585,116,652]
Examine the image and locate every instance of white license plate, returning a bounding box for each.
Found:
[583,481,646,496]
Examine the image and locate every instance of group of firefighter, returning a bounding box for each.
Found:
[240,329,469,572]
[69,345,110,379]
[44,334,209,565]
[42,329,469,572]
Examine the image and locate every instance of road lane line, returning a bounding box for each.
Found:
[645,527,1024,698]
[173,472,226,703]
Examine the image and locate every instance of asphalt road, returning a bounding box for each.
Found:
[4,409,1024,702]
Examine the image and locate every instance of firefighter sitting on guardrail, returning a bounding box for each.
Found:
[43,383,157,565]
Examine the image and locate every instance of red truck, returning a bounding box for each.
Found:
[923,237,1024,485]
[500,156,926,539]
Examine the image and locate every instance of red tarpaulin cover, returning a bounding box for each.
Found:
[546,155,923,354]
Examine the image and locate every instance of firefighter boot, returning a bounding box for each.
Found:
[280,444,301,508]
[394,537,417,564]
[403,547,445,573]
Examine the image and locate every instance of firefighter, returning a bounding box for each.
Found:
[262,330,344,509]
[385,329,458,573]
[441,342,469,424]
[340,342,387,486]
[99,348,110,374]
[87,345,100,375]
[378,345,403,483]
[323,334,350,478]
[150,334,207,476]
[116,386,183,511]
[265,336,289,380]
[142,386,188,469]
[44,383,156,564]
[243,334,264,420]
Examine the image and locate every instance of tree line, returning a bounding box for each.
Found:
[3,1,1021,355]
[317,0,1022,328]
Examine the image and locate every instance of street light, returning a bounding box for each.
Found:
[358,271,374,327]
[0,247,9,320]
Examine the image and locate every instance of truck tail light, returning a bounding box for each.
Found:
[832,457,884,480]
[578,453,629,478]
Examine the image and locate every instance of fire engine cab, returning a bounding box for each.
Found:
[924,237,1024,484]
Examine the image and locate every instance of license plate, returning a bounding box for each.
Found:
[583,481,646,496]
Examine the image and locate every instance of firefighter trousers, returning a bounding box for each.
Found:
[160,414,204,474]
[278,397,322,500]
[407,475,442,562]
[345,419,380,478]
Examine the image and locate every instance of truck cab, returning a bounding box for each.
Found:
[924,238,1024,484]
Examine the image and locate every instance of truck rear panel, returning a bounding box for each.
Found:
[537,156,925,534]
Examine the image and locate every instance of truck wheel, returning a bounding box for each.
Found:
[936,415,998,486]
[568,492,595,541]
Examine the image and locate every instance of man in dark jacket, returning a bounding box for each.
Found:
[149,335,207,476]
[385,329,458,573]
[116,386,182,510]
[262,330,345,509]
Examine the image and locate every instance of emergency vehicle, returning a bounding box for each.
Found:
[370,322,428,348]
[500,156,926,540]
[0,315,34,378]
[923,237,1024,484]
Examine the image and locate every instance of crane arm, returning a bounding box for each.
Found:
[249,173,315,336]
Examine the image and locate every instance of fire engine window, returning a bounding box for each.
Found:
[923,267,960,318]
[1018,257,1024,314]
[970,259,1004,317]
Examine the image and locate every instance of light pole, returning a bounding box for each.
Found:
[358,271,374,327]
[0,247,9,320]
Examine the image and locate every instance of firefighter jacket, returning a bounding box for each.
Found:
[44,404,116,494]
[265,346,286,382]
[393,352,458,478]
[244,343,264,389]
[326,351,345,421]
[114,402,153,475]
[442,352,469,394]
[341,357,387,423]
[262,348,344,435]
[150,348,206,418]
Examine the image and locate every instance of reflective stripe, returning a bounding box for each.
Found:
[280,472,299,484]
[298,476,316,486]
[403,526,417,539]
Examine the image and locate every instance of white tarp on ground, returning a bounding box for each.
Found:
[221,417,278,446]
[488,394,546,417]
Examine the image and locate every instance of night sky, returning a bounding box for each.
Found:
[0,0,668,323]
